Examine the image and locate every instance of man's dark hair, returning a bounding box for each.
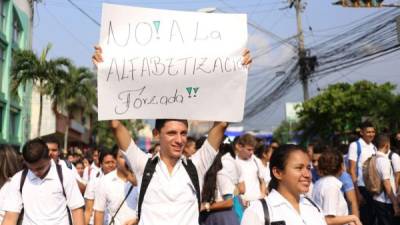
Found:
[42,136,60,148]
[22,138,50,163]
[376,134,390,149]
[195,136,207,150]
[360,121,374,130]
[154,119,188,132]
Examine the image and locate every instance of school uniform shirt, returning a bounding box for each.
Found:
[83,163,101,183]
[0,180,11,224]
[374,151,397,204]
[348,138,376,187]
[58,159,87,185]
[93,170,138,225]
[236,155,264,201]
[312,176,349,217]
[123,139,217,225]
[261,162,271,188]
[3,160,84,225]
[219,153,241,185]
[387,150,400,173]
[241,189,327,225]
[84,169,106,225]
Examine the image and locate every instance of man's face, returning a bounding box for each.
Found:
[237,144,255,160]
[154,121,188,160]
[25,158,51,179]
[361,127,376,144]
[47,143,59,161]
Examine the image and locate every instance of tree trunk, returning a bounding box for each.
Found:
[64,116,70,153]
[37,91,43,138]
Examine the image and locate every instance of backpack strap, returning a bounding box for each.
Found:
[259,198,270,225]
[19,169,28,194]
[356,140,361,177]
[55,164,73,225]
[109,185,134,225]
[17,169,28,224]
[181,159,201,212]
[304,196,321,212]
[137,157,158,221]
[389,151,395,173]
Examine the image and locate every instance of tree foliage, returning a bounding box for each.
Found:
[294,80,399,144]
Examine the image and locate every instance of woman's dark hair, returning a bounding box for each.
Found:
[201,143,234,203]
[0,145,23,188]
[254,137,267,159]
[99,146,118,164]
[318,150,343,176]
[268,144,308,192]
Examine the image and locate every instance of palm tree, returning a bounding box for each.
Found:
[47,63,96,151]
[11,43,70,137]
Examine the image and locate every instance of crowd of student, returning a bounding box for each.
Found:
[0,48,399,225]
[0,119,399,225]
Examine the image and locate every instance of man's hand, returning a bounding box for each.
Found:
[92,45,103,67]
[241,48,252,67]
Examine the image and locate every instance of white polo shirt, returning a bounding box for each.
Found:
[214,154,238,202]
[3,160,84,225]
[388,150,400,173]
[0,181,11,224]
[312,176,349,217]
[374,151,397,204]
[83,163,101,183]
[236,155,263,201]
[124,139,217,225]
[84,169,106,225]
[241,189,327,225]
[348,138,376,186]
[219,153,241,184]
[94,170,138,225]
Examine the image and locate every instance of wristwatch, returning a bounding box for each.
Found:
[205,202,211,212]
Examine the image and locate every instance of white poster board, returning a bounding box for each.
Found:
[97,4,248,122]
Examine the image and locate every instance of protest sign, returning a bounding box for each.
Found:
[97,3,248,121]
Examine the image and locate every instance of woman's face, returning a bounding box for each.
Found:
[274,150,311,195]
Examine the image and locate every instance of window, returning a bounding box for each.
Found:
[0,0,5,32]
[9,109,19,139]
[12,13,21,44]
[0,47,4,88]
[0,105,3,134]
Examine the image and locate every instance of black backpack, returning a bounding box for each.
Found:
[137,157,200,221]
[19,164,73,225]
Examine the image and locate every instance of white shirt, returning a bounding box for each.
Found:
[124,139,217,225]
[348,138,376,186]
[0,181,11,224]
[58,159,86,185]
[219,153,241,184]
[237,155,263,201]
[241,189,327,225]
[94,170,138,225]
[3,160,84,225]
[261,162,271,188]
[312,176,349,217]
[83,163,101,183]
[214,154,238,202]
[374,151,397,204]
[388,150,400,173]
[84,169,106,225]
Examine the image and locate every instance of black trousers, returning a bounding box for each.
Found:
[373,200,394,225]
[358,186,375,225]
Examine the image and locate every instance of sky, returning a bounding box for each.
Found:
[32,0,400,132]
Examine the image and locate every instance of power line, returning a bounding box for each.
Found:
[67,0,100,26]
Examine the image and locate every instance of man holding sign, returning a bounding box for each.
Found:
[94,4,251,225]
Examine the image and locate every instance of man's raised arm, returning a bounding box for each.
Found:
[207,122,228,152]
[110,120,132,151]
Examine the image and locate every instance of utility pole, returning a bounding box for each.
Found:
[293,0,309,101]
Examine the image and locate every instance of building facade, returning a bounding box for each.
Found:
[0,0,33,147]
